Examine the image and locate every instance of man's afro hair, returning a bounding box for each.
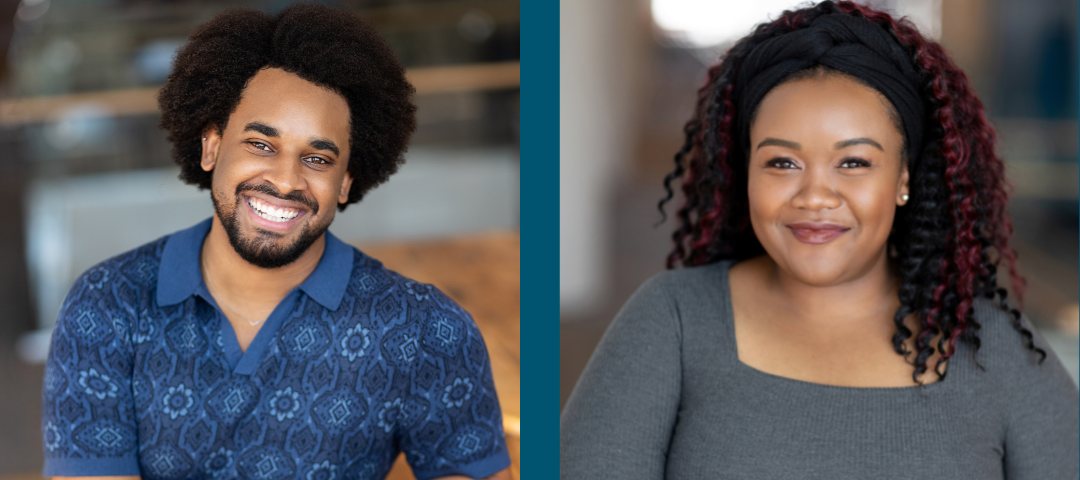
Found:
[158,2,416,210]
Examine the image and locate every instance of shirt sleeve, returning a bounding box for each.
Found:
[999,315,1079,480]
[42,264,141,477]
[396,285,511,480]
[560,274,682,480]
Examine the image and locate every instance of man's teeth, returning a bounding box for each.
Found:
[247,197,300,222]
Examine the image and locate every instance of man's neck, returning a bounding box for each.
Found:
[200,213,325,306]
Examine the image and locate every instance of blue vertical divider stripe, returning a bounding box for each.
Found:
[519,1,560,478]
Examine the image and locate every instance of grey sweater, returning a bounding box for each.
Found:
[561,261,1079,479]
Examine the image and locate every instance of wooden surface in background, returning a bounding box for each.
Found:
[0,62,520,126]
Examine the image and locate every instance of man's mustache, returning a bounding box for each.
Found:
[235,181,319,215]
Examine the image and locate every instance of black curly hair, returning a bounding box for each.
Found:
[158,2,417,210]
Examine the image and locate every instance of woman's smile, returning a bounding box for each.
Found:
[786,222,850,244]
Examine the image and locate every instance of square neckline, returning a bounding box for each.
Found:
[715,259,955,393]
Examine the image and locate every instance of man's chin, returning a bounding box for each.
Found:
[222,213,328,269]
[213,190,331,269]
[228,231,319,269]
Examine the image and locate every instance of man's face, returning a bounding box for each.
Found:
[201,67,353,268]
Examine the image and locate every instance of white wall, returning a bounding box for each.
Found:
[559,0,643,315]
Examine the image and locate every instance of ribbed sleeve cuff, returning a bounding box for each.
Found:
[43,455,141,477]
[412,449,512,480]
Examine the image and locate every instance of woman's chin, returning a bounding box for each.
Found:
[778,257,856,287]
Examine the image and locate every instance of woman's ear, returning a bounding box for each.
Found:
[897,164,910,206]
[338,171,354,204]
[200,127,222,172]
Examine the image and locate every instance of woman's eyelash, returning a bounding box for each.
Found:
[839,157,871,168]
[766,158,798,169]
[764,157,872,169]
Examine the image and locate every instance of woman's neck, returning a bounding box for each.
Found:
[754,252,900,332]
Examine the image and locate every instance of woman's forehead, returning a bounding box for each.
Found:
[751,75,902,148]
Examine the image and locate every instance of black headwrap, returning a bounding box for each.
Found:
[733,11,925,166]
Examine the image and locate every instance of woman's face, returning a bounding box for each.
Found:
[747,73,909,286]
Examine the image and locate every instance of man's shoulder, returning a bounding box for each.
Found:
[343,247,469,316]
[339,247,483,368]
[67,235,170,300]
[53,235,171,355]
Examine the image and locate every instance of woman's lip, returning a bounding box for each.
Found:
[786,223,850,244]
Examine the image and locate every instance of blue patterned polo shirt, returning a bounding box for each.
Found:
[42,218,510,479]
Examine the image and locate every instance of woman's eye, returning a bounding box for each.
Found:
[839,158,871,168]
[765,158,798,169]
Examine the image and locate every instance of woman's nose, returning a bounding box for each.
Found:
[790,171,841,211]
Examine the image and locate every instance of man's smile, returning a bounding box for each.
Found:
[242,193,308,231]
[246,195,301,222]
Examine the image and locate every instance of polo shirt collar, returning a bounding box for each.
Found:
[156,217,353,311]
[298,230,353,311]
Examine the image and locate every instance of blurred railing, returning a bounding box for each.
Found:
[0,61,519,126]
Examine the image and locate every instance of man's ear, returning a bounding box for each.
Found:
[338,171,354,204]
[200,127,222,172]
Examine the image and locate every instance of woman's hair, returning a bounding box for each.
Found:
[659,0,1045,382]
[158,3,416,210]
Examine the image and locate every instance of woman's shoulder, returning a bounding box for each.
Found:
[966,297,1075,390]
[638,260,735,298]
[618,261,735,331]
[968,298,1047,363]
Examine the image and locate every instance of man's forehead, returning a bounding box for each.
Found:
[227,67,351,143]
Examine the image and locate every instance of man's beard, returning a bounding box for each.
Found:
[212,180,330,269]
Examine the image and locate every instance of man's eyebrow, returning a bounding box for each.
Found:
[756,138,801,151]
[834,137,884,151]
[244,122,339,156]
[309,138,340,156]
[243,121,278,137]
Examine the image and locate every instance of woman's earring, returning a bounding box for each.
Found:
[901,194,909,203]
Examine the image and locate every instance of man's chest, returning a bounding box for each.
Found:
[127,306,411,479]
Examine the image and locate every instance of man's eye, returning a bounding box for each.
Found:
[765,158,798,169]
[250,141,271,151]
[839,157,871,168]
[306,157,329,165]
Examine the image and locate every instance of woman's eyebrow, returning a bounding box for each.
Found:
[756,138,801,151]
[834,137,883,150]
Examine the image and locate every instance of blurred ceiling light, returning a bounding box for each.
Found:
[651,0,810,47]
[651,0,940,48]
[136,39,185,84]
[458,9,496,43]
[43,39,81,72]
[16,0,49,22]
[44,104,115,151]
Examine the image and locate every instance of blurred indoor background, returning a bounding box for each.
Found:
[561,0,1078,408]
[0,0,519,478]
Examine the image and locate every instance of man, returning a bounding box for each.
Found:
[41,4,510,479]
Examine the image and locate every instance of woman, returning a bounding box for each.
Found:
[560,2,1078,479]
